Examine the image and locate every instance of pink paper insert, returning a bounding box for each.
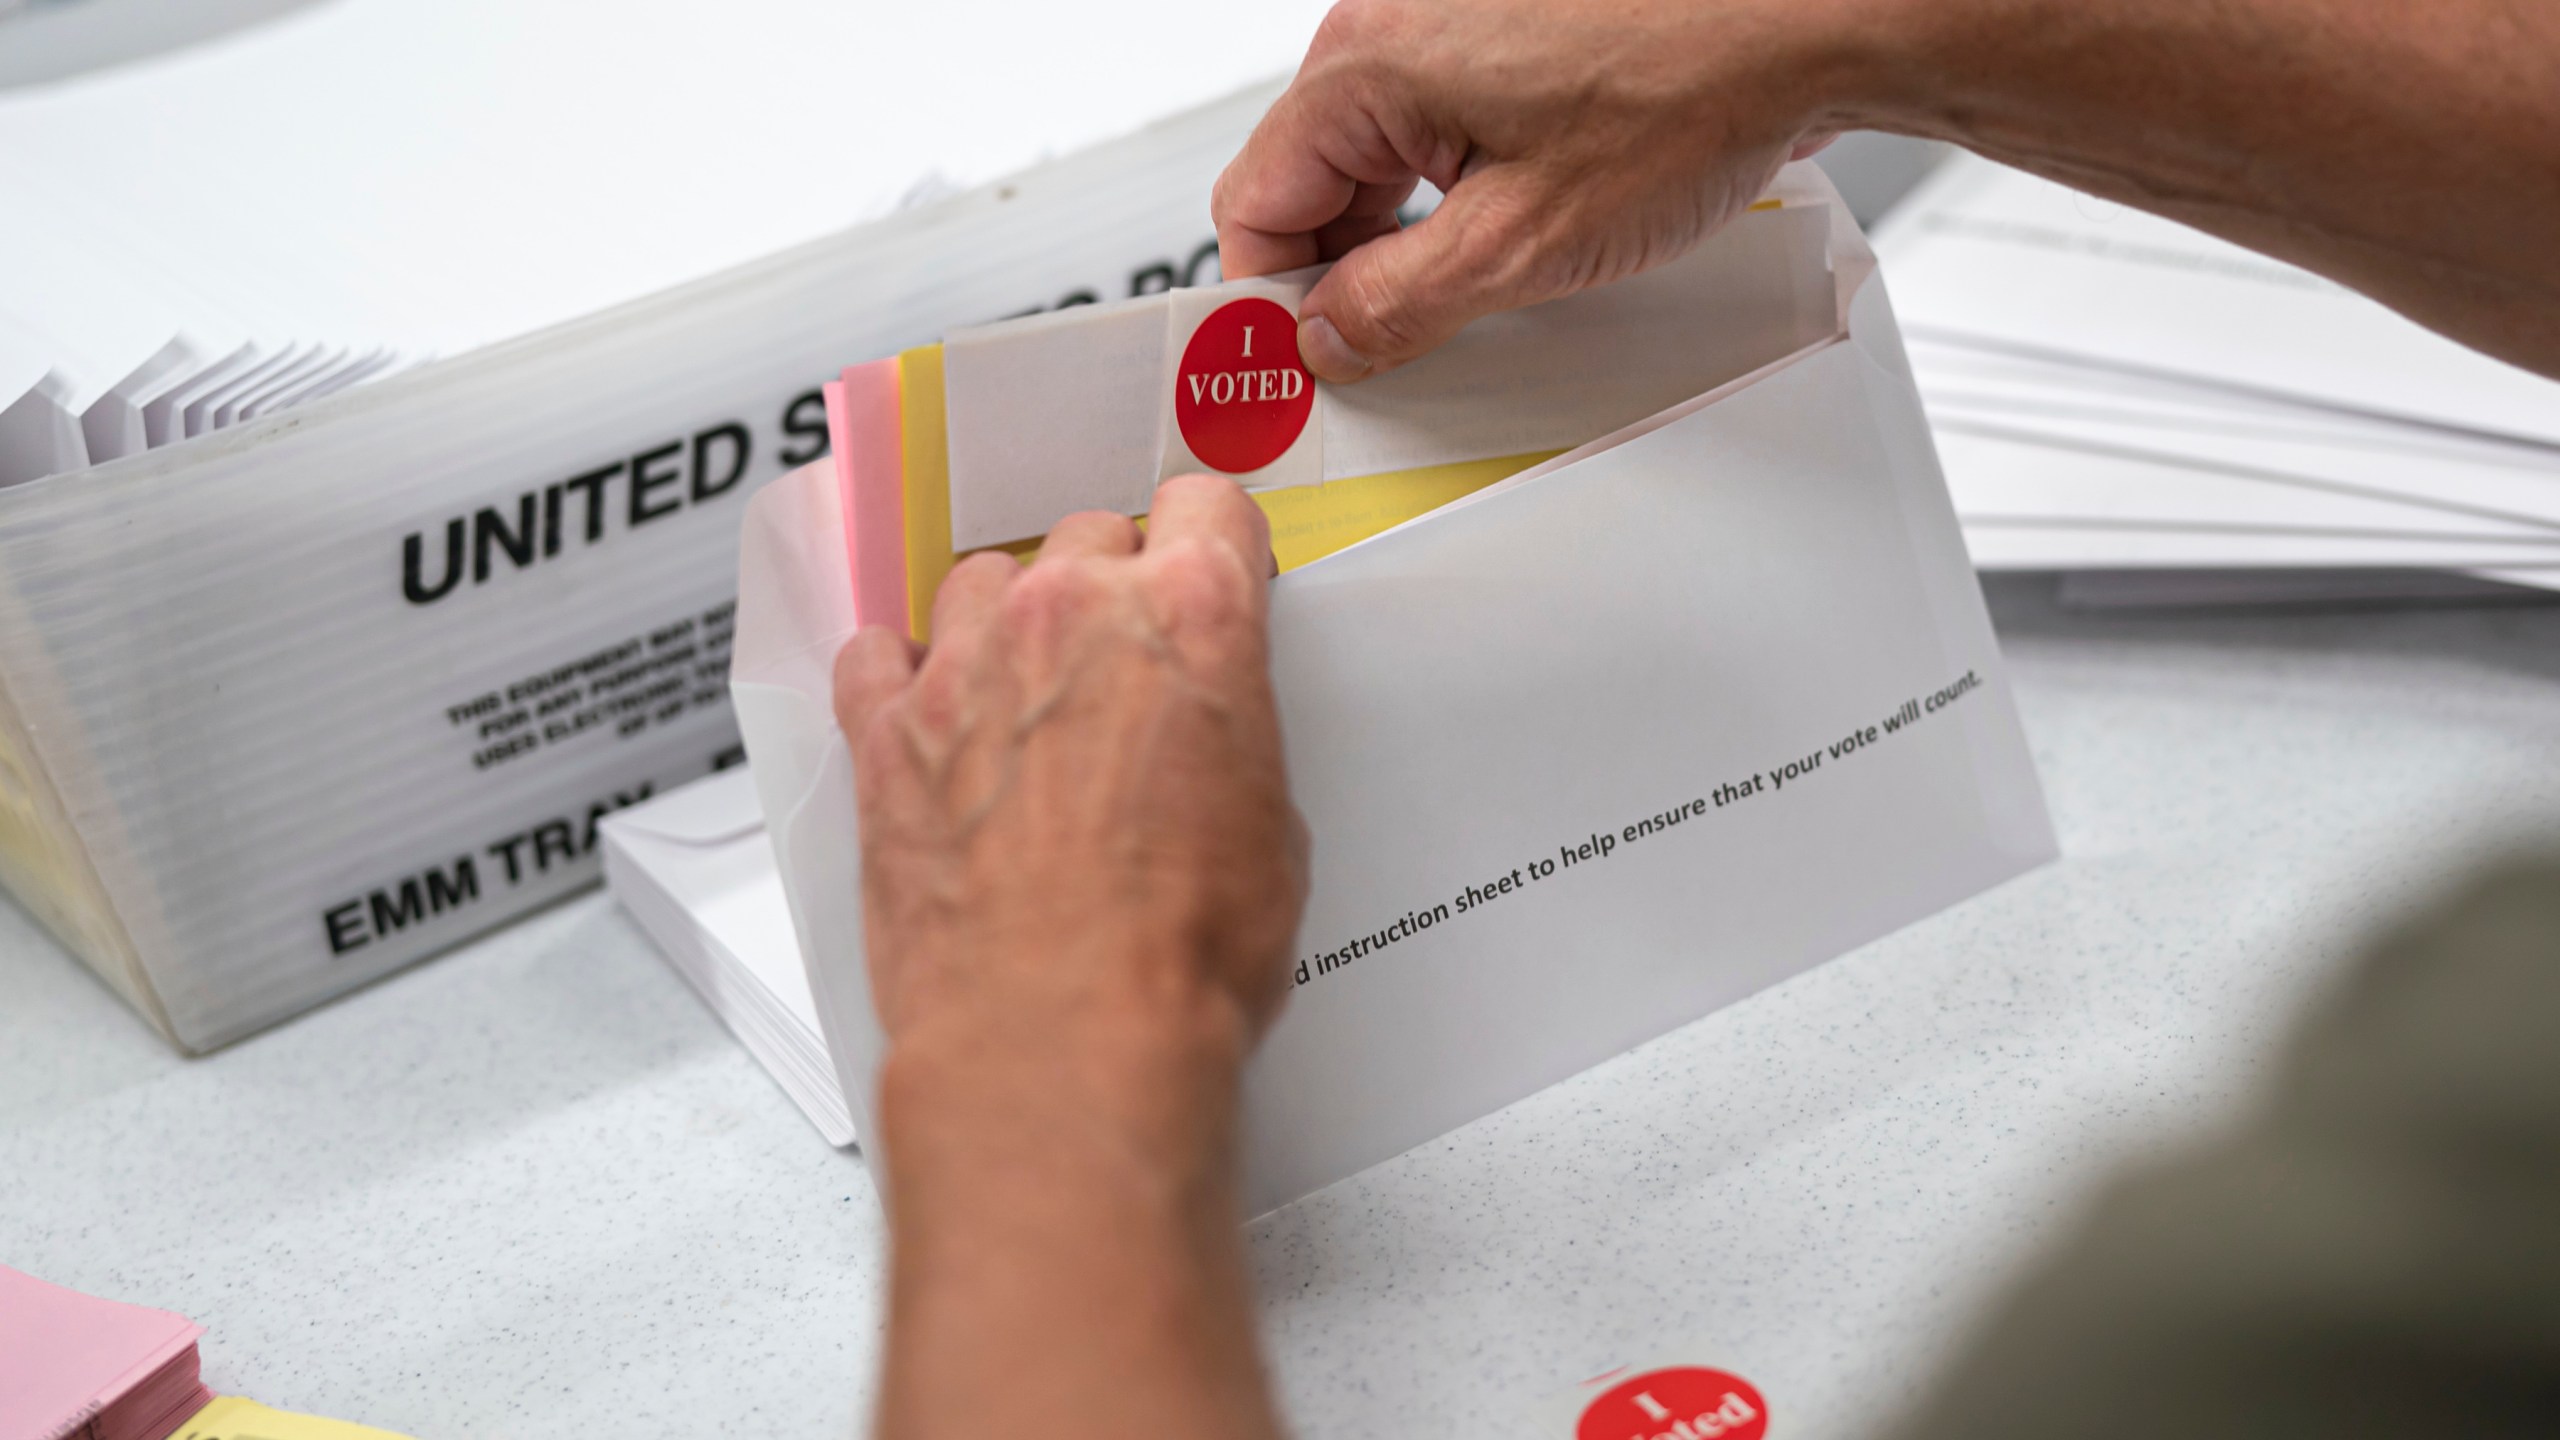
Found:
[830,359,909,632]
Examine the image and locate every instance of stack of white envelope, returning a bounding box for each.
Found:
[600,766,853,1145]
[0,0,1336,485]
[1874,153,2560,603]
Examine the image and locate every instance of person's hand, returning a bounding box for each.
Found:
[1213,0,1868,381]
[839,474,1303,1440]
[833,472,1309,1145]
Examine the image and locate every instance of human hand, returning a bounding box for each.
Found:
[1213,0,1871,381]
[841,477,1303,1440]
[833,473,1309,1135]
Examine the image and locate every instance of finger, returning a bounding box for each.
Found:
[927,549,1020,649]
[1295,166,1565,381]
[1313,208,1401,263]
[1213,126,1343,278]
[1312,177,1419,261]
[1213,91,1360,277]
[1145,473,1274,592]
[1213,70,1455,280]
[1035,509,1143,564]
[832,625,920,743]
[1216,201,1326,282]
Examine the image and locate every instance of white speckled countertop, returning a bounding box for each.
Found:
[7,576,2560,1439]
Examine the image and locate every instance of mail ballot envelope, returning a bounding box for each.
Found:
[731,162,2057,1214]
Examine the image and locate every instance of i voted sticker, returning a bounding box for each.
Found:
[1575,1367,1767,1440]
[1173,297,1313,475]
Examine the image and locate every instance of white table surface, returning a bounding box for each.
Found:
[7,576,2560,1440]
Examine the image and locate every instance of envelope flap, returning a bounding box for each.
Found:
[733,456,857,699]
[731,681,846,839]
[932,169,1850,554]
[600,767,765,847]
[1299,163,1882,562]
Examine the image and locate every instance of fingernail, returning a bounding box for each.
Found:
[1298,314,1371,383]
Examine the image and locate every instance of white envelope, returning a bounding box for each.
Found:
[0,368,87,488]
[732,173,2058,1214]
[1962,518,2560,574]
[1875,154,2560,448]
[2054,568,2556,609]
[1910,344,2560,530]
[1931,424,2560,539]
[599,765,854,1146]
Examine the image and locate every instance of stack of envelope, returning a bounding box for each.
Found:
[0,1265,213,1440]
[599,769,853,1146]
[1874,154,2560,601]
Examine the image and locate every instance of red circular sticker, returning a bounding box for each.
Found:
[1577,1367,1768,1440]
[1174,297,1313,474]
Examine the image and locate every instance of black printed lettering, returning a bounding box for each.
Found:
[691,422,752,501]
[486,832,530,886]
[472,494,538,582]
[325,901,369,954]
[1180,237,1221,287]
[402,519,465,605]
[777,389,829,467]
[541,482,565,558]
[426,858,480,912]
[531,820,578,871]
[563,463,619,544]
[627,441,684,526]
[323,855,482,955]
[369,878,430,936]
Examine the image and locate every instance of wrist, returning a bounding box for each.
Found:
[871,984,1280,1440]
[1775,0,2021,141]
[876,970,1255,1213]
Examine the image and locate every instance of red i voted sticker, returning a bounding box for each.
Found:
[1577,1367,1768,1440]
[1174,296,1313,475]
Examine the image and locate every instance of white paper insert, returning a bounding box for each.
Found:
[939,204,1837,551]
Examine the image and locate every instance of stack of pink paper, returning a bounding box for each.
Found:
[1,1266,214,1440]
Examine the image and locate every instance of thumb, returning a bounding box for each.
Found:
[1296,166,1571,382]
